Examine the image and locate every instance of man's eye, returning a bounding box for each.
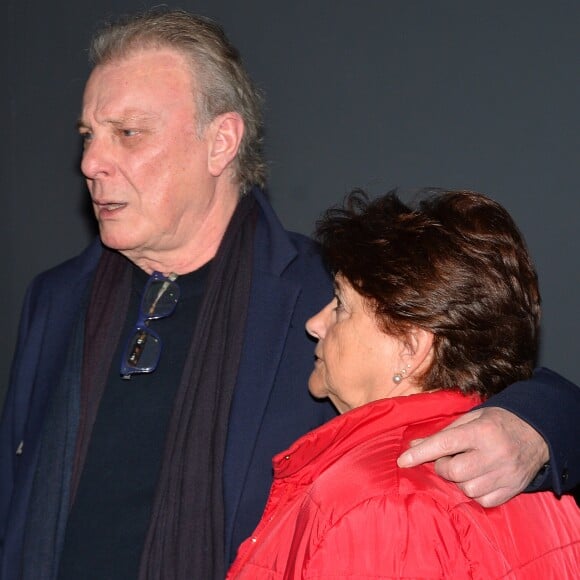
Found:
[79,132,93,147]
[122,129,139,137]
[333,295,344,312]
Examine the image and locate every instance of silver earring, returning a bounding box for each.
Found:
[392,365,410,384]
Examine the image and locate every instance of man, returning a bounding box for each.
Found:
[0,8,578,580]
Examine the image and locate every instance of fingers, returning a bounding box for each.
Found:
[397,406,549,507]
[433,454,492,493]
[470,488,523,508]
[399,441,525,506]
[433,455,527,504]
[397,410,483,468]
[456,472,528,507]
[396,433,459,468]
[432,455,469,483]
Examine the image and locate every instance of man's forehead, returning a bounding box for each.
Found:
[89,46,192,77]
[81,49,197,118]
[83,51,185,97]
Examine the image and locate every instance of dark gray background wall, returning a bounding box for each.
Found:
[2,1,579,406]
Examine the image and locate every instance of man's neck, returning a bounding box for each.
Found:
[119,187,241,275]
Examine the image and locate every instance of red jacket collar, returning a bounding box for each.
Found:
[273,390,481,479]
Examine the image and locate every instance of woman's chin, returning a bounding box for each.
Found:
[307,377,327,401]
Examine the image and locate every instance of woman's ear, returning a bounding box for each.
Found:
[207,112,245,177]
[401,327,434,377]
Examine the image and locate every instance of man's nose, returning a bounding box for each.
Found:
[80,136,114,179]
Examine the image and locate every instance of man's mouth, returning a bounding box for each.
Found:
[94,201,127,213]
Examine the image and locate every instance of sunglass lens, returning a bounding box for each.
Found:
[123,328,161,373]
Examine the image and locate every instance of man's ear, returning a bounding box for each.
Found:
[207,112,245,177]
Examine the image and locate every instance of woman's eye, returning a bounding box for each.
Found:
[333,295,344,312]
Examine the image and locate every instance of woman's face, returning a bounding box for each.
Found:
[306,275,422,413]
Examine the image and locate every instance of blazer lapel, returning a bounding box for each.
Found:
[223,189,303,558]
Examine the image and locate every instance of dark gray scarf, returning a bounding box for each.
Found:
[22,193,258,580]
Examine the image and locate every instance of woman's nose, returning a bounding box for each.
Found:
[305,300,333,339]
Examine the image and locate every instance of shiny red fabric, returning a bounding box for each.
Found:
[228,390,580,578]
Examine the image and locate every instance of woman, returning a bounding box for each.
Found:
[227,189,580,578]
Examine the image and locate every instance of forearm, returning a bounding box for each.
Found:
[481,367,580,494]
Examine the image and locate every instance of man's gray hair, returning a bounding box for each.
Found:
[89,8,266,194]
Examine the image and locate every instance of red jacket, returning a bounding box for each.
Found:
[227,390,580,579]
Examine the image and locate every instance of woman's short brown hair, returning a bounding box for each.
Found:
[315,189,541,398]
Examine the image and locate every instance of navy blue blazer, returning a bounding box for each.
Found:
[0,190,336,578]
[1,190,578,579]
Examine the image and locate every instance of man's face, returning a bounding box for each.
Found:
[79,48,219,266]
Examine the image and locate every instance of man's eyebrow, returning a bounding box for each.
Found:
[76,112,159,130]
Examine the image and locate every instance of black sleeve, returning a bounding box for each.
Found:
[480,367,580,495]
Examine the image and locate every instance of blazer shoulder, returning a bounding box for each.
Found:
[29,239,102,292]
[283,230,329,283]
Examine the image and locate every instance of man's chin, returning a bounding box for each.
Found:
[98,232,140,255]
[98,221,134,248]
